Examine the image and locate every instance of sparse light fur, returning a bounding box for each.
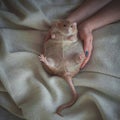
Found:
[39,19,85,116]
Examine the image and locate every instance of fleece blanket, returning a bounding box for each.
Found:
[0,0,120,120]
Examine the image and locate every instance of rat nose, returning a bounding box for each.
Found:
[68,28,72,33]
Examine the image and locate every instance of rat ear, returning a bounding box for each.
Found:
[73,22,77,26]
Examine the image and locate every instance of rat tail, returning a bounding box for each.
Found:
[56,75,78,116]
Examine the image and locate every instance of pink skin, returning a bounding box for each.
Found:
[67,0,120,68]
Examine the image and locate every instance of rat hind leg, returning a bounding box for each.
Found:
[74,53,85,64]
[39,54,57,73]
[79,53,85,61]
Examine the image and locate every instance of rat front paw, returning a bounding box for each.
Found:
[51,34,56,39]
[39,54,48,64]
[79,53,85,60]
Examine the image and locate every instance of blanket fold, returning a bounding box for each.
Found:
[0,0,120,120]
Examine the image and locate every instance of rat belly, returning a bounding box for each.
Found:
[43,39,85,76]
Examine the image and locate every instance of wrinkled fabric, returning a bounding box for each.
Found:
[0,0,120,120]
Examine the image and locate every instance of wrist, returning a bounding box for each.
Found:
[78,21,93,33]
[66,16,77,23]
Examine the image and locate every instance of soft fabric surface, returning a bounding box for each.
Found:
[0,0,120,120]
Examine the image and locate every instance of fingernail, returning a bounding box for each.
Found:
[85,51,89,57]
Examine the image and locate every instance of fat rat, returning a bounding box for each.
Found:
[39,20,85,116]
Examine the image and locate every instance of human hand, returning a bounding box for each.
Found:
[78,23,93,69]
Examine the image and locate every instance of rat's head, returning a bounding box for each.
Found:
[52,20,77,36]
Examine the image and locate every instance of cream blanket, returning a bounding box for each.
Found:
[0,0,120,120]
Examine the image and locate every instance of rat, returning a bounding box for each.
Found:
[39,20,85,116]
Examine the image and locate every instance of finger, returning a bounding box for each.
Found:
[81,54,90,68]
[80,55,90,69]
[81,51,93,69]
[81,44,92,67]
[81,43,93,69]
[81,37,93,65]
[84,34,93,57]
[83,38,91,57]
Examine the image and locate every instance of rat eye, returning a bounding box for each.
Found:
[63,24,66,27]
[70,25,73,28]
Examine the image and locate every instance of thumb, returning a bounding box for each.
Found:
[83,33,93,57]
[83,38,90,57]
